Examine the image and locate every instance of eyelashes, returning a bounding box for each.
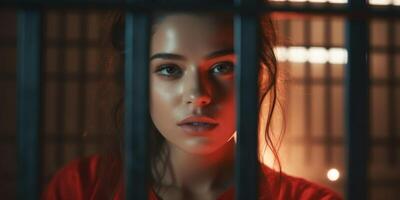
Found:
[154,61,235,79]
[210,61,234,75]
[154,64,182,77]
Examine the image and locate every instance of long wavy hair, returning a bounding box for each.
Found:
[94,2,285,199]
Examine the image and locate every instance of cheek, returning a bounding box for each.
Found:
[150,80,181,129]
[213,79,236,131]
[214,78,235,108]
[219,90,236,131]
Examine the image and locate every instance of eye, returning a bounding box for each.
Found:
[210,61,234,75]
[155,64,183,78]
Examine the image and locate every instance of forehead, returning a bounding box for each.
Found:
[151,14,233,55]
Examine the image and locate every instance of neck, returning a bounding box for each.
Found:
[153,139,235,193]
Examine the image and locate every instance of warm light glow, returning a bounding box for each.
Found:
[369,0,391,5]
[274,46,347,64]
[328,0,347,3]
[328,48,347,64]
[269,0,347,3]
[308,47,328,64]
[309,0,328,2]
[394,0,400,5]
[288,47,308,63]
[275,47,288,62]
[327,168,340,181]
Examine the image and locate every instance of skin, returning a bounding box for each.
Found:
[149,14,236,200]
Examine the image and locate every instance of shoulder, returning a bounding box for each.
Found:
[259,164,343,200]
[42,155,101,200]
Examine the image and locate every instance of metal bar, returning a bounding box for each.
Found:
[16,9,42,200]
[1,2,400,18]
[234,0,260,199]
[124,5,151,200]
[345,0,369,199]
[303,19,312,163]
[323,18,333,165]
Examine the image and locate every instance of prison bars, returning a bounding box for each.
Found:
[3,1,400,18]
[13,0,387,200]
[124,0,151,198]
[234,0,261,199]
[17,10,42,200]
[345,0,369,199]
[122,0,262,198]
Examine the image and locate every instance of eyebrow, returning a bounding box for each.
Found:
[149,53,185,61]
[149,48,234,61]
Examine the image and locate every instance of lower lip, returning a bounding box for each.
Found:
[178,123,218,133]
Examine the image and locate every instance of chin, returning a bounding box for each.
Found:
[184,147,220,155]
[179,140,227,155]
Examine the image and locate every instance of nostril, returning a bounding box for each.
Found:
[202,98,210,105]
[197,96,211,106]
[186,95,211,106]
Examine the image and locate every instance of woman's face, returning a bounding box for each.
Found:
[150,14,236,155]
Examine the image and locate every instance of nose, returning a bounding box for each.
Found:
[184,71,212,107]
[186,92,211,106]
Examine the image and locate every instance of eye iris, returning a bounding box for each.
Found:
[217,65,226,72]
[157,65,181,77]
[166,67,176,74]
[213,62,232,74]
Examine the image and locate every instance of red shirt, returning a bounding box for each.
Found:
[43,155,342,200]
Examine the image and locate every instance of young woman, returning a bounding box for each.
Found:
[43,4,342,200]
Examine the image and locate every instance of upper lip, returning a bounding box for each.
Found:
[177,116,218,126]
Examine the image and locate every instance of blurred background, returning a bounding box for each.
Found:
[0,0,399,199]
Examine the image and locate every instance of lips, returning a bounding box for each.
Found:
[177,116,218,133]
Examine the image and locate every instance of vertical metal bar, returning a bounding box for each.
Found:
[324,18,333,165]
[17,9,42,200]
[345,0,369,199]
[124,5,151,200]
[234,0,260,199]
[304,20,312,163]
